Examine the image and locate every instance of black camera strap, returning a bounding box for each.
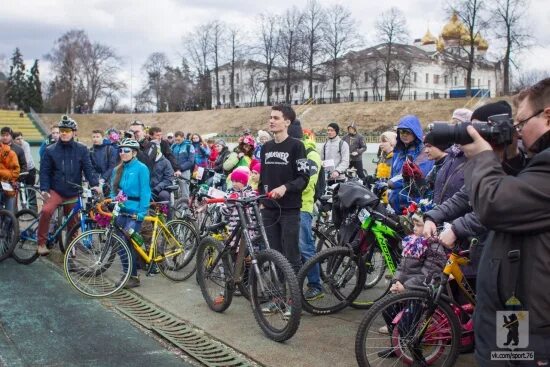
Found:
[504,240,523,310]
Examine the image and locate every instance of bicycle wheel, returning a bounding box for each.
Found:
[298,246,365,315]
[25,186,45,213]
[63,218,98,254]
[196,237,233,312]
[157,218,200,281]
[355,290,461,367]
[12,209,39,264]
[249,248,301,342]
[0,209,18,262]
[351,248,395,310]
[64,229,131,298]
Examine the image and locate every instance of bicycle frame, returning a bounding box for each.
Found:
[360,216,401,275]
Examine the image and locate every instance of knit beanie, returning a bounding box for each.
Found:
[471,101,512,122]
[424,131,452,152]
[215,139,227,147]
[257,130,271,142]
[328,122,340,135]
[250,161,261,174]
[451,108,473,123]
[230,167,250,186]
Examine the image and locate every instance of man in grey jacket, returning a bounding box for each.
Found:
[321,122,350,183]
[342,122,367,180]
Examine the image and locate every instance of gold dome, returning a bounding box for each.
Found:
[421,29,437,45]
[441,12,468,40]
[436,36,445,52]
[477,34,489,51]
[461,31,482,47]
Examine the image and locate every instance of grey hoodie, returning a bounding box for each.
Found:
[321,136,350,178]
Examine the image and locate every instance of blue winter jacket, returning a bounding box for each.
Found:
[171,140,196,172]
[192,142,211,168]
[110,158,151,220]
[90,143,118,181]
[40,139,99,198]
[389,115,434,212]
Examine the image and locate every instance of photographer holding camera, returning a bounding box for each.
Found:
[460,79,550,366]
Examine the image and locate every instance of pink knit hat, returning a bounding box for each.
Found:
[250,160,261,174]
[230,168,250,186]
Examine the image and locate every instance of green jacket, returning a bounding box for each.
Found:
[301,138,321,214]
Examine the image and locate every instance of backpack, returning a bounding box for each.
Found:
[322,139,344,160]
[307,147,326,202]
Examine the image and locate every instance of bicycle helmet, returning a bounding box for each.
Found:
[58,115,78,130]
[118,138,140,150]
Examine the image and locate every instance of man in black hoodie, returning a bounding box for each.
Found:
[259,105,309,277]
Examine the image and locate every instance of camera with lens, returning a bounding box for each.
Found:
[123,130,134,139]
[428,114,515,146]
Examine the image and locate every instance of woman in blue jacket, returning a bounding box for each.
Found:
[110,138,151,288]
[388,115,434,212]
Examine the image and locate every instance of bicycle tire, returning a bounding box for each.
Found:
[64,229,131,298]
[363,246,387,289]
[196,237,233,312]
[18,186,44,213]
[12,209,39,264]
[157,218,200,281]
[0,209,18,262]
[350,248,393,310]
[355,290,461,367]
[298,246,365,315]
[249,248,301,342]
[63,219,98,254]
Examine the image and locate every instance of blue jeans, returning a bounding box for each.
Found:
[115,215,142,277]
[299,212,321,290]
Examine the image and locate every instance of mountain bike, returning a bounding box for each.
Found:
[0,208,18,262]
[64,198,199,297]
[298,182,404,315]
[12,187,101,264]
[355,241,477,367]
[196,194,302,342]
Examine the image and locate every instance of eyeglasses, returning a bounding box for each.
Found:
[514,109,544,132]
[399,129,413,135]
[59,128,73,133]
[119,147,133,154]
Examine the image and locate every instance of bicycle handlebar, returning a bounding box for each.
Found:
[205,192,273,205]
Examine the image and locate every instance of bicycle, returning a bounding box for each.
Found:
[0,208,18,262]
[354,241,477,367]
[63,197,199,297]
[298,182,404,315]
[15,172,44,213]
[12,187,102,264]
[196,194,302,342]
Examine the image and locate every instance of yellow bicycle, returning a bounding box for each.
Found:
[63,199,199,297]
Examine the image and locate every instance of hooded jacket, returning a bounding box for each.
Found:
[110,158,151,220]
[90,142,118,181]
[389,115,434,212]
[342,129,366,162]
[321,136,350,178]
[192,142,211,168]
[0,144,20,183]
[301,137,321,214]
[150,154,174,196]
[40,139,99,198]
[9,143,27,174]
[171,140,195,172]
[465,137,550,364]
[430,145,466,205]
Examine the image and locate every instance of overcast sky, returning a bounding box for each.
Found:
[1,0,548,106]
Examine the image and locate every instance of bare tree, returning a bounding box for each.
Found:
[78,42,125,110]
[185,24,212,109]
[493,0,532,95]
[209,20,226,107]
[141,52,169,112]
[322,4,360,101]
[257,13,280,105]
[228,26,244,107]
[248,66,266,103]
[375,7,409,101]
[302,0,325,100]
[449,0,487,96]
[514,69,550,91]
[45,30,89,113]
[278,7,304,103]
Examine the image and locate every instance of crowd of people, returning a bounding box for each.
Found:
[1,77,549,365]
